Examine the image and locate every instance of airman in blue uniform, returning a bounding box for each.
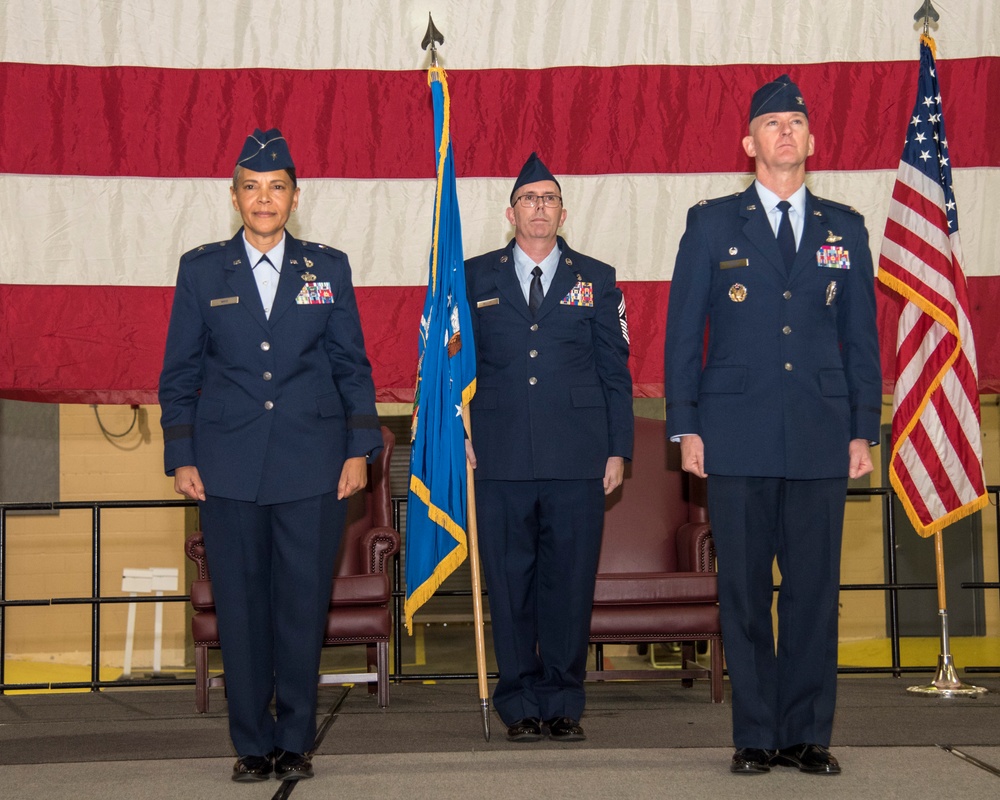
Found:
[159,129,381,782]
[465,153,633,742]
[665,77,882,776]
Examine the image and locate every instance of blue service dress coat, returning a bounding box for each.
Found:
[664,184,882,472]
[664,183,882,750]
[466,236,633,479]
[159,229,382,499]
[158,228,381,757]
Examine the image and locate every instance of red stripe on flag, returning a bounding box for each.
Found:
[908,418,964,513]
[890,180,951,236]
[4,274,1000,405]
[2,59,999,178]
[931,385,986,493]
[892,332,954,427]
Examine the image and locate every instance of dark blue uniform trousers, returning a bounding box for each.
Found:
[199,491,347,757]
[476,478,605,725]
[707,475,847,750]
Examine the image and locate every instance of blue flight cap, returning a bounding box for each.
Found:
[749,75,808,123]
[235,128,295,173]
[510,152,561,205]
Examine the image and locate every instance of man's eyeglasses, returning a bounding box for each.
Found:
[513,193,563,209]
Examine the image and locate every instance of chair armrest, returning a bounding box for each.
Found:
[676,522,715,573]
[190,578,215,612]
[359,526,401,574]
[184,532,210,580]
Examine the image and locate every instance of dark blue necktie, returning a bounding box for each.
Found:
[528,266,544,315]
[776,200,796,273]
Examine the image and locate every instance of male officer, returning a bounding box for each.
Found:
[159,128,382,782]
[465,153,633,742]
[664,77,881,775]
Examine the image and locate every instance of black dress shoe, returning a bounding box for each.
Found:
[545,716,586,741]
[772,743,841,774]
[506,717,543,742]
[231,754,273,782]
[274,749,315,781]
[730,748,772,774]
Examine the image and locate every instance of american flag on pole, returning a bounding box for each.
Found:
[877,36,988,537]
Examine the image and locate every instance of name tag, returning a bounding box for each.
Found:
[477,297,500,308]
[719,258,748,269]
[210,296,239,307]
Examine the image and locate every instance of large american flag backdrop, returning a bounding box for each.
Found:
[1,1,998,405]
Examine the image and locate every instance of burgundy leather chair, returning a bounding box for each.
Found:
[588,416,723,702]
[185,426,400,712]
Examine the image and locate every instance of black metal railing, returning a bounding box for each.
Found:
[1,486,998,693]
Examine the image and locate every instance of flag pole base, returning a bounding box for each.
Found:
[481,699,491,741]
[907,654,988,698]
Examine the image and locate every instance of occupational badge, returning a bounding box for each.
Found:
[817,245,850,269]
[301,272,317,281]
[825,230,843,243]
[729,284,747,302]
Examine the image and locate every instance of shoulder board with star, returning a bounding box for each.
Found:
[695,192,741,209]
[181,241,229,262]
[813,196,862,217]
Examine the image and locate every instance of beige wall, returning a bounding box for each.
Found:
[4,405,189,667]
[2,398,998,669]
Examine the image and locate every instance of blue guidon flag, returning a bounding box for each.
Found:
[405,66,476,633]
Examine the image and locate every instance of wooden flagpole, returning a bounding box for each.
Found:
[464,406,491,740]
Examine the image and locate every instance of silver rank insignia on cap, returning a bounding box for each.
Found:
[826,230,843,243]
[729,284,747,302]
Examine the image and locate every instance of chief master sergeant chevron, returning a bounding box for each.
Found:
[158,128,381,783]
[664,76,882,776]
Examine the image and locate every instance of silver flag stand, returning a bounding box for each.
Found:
[907,609,987,698]
[907,534,987,698]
